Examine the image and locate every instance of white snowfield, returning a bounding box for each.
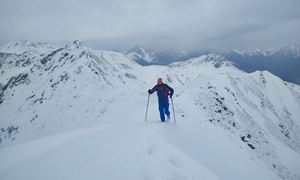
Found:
[0,40,300,180]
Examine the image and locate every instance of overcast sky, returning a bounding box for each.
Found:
[0,0,300,50]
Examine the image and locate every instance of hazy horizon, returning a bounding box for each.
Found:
[1,0,300,51]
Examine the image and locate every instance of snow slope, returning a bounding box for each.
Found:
[126,45,159,65]
[1,41,300,180]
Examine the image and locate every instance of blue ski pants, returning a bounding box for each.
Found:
[158,99,170,122]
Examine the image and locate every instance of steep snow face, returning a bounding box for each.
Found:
[0,40,142,146]
[160,55,300,180]
[1,42,300,180]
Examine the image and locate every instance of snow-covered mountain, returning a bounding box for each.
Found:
[0,40,143,145]
[125,45,205,65]
[232,45,300,58]
[126,45,300,64]
[0,40,59,55]
[125,45,159,65]
[163,54,300,180]
[125,45,300,85]
[226,45,300,85]
[1,41,300,180]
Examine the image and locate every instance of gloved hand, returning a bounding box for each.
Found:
[148,89,152,94]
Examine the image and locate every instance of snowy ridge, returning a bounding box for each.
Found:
[0,40,58,55]
[233,45,300,58]
[0,40,142,145]
[164,62,300,179]
[169,54,234,69]
[1,41,300,180]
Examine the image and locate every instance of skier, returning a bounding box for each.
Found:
[148,78,174,122]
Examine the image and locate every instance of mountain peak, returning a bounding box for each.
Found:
[170,53,233,69]
[64,40,87,50]
[126,45,158,64]
[198,53,234,68]
[128,45,153,53]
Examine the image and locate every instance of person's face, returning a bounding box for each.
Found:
[157,79,163,84]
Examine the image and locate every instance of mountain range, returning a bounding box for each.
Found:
[125,45,300,85]
[0,40,300,180]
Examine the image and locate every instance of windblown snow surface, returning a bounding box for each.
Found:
[0,41,300,180]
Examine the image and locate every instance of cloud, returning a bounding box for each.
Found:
[0,0,299,50]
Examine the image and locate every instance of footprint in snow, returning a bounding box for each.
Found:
[147,144,156,155]
[168,155,184,168]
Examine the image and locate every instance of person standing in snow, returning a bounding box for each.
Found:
[148,78,174,122]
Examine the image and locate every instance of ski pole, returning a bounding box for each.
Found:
[145,94,150,123]
[171,98,176,124]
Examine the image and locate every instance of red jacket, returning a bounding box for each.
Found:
[149,83,174,101]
